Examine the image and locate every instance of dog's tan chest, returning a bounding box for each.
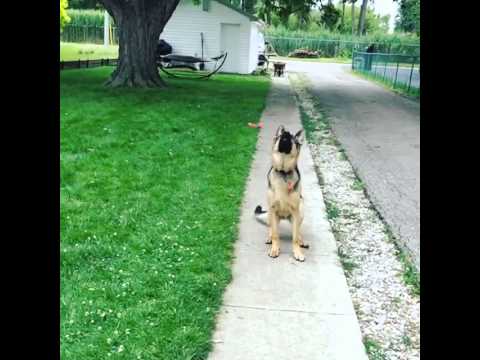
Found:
[272,152,297,172]
[269,188,301,218]
[272,201,294,218]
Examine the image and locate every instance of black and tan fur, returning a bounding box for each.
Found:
[255,125,308,261]
[273,63,285,77]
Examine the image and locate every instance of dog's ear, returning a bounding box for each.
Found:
[275,125,285,138]
[294,129,304,145]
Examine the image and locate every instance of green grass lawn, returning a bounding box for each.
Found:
[61,67,270,359]
[61,42,119,61]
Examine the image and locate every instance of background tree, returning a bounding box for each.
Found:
[394,0,419,35]
[97,0,182,87]
[69,0,102,9]
[319,2,341,30]
[223,0,258,17]
[340,0,347,31]
[243,0,257,14]
[257,0,318,25]
[334,1,386,34]
[60,0,71,31]
[350,0,357,35]
[357,0,368,35]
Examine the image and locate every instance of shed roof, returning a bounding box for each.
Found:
[207,0,260,22]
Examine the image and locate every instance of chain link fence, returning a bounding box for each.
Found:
[61,25,119,45]
[266,36,420,58]
[352,51,420,96]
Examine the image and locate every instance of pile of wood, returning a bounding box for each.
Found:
[288,49,320,58]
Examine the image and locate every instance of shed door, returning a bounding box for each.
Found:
[220,23,241,73]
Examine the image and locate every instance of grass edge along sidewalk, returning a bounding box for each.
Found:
[350,69,420,99]
[60,67,270,360]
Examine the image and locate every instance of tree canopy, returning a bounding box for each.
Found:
[395,0,420,35]
[257,0,317,25]
[266,2,389,35]
[60,0,71,31]
[69,0,102,9]
[320,2,341,31]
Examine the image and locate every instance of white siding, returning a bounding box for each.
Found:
[161,0,253,74]
[247,22,265,73]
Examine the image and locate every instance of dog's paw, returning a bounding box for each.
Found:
[268,246,280,258]
[293,249,305,262]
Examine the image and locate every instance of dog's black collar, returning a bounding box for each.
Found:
[268,166,301,190]
[275,169,294,179]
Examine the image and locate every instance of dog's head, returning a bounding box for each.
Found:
[271,125,303,171]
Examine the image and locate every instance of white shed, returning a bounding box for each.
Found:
[161,0,265,74]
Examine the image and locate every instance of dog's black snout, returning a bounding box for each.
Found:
[278,133,293,154]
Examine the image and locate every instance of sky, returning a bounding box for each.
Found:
[335,0,399,33]
[369,0,399,33]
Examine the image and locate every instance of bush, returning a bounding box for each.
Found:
[60,0,71,31]
[288,49,320,58]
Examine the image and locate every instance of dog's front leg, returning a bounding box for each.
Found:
[266,211,273,244]
[268,212,280,258]
[292,213,305,262]
[297,201,309,249]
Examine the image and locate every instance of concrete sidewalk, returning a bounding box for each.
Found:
[207,76,367,360]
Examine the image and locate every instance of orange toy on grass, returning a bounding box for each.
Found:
[248,122,264,129]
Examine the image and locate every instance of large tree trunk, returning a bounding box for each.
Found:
[99,0,181,88]
[357,0,368,36]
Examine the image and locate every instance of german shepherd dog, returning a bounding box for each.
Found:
[255,126,308,261]
[273,63,285,77]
